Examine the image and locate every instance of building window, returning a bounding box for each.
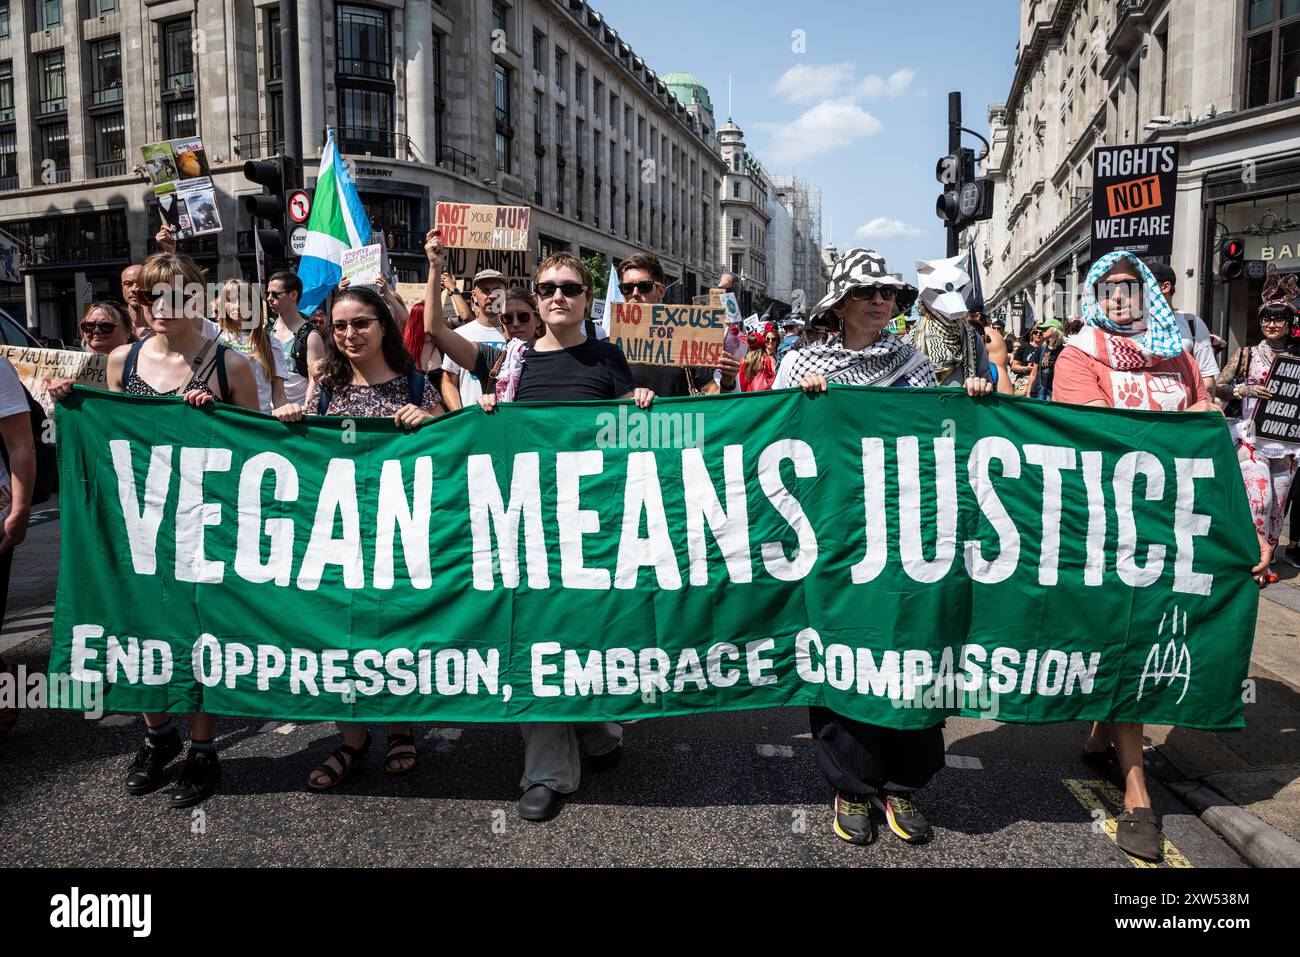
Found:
[1244,0,1300,108]
[432,31,445,162]
[0,3,9,41]
[91,37,122,105]
[609,93,618,130]
[39,122,69,182]
[593,78,602,116]
[38,51,66,114]
[91,0,120,13]
[165,97,197,138]
[0,60,12,122]
[533,149,544,206]
[37,0,61,30]
[575,65,585,107]
[532,31,544,72]
[336,5,395,155]
[495,64,513,174]
[492,2,507,37]
[94,111,125,177]
[732,180,739,198]
[731,217,741,238]
[266,7,284,152]
[0,129,16,189]
[731,254,742,275]
[161,18,194,89]
[336,4,391,80]
[555,106,565,214]
[554,48,566,93]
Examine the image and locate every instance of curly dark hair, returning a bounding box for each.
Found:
[317,286,414,390]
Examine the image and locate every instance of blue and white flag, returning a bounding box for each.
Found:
[296,131,372,316]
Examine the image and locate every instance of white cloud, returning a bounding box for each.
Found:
[857,68,917,99]
[854,218,925,240]
[760,100,882,165]
[771,62,856,103]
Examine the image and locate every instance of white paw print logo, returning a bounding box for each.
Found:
[1137,605,1192,703]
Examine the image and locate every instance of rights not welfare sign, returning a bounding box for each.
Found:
[610,302,727,367]
[1253,353,1300,443]
[1090,145,1178,259]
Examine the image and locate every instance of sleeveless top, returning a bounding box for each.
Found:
[123,339,231,402]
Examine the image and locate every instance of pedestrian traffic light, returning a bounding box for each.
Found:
[242,155,290,267]
[1220,237,1245,281]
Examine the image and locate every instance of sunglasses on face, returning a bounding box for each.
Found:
[80,320,119,336]
[503,311,536,325]
[848,284,898,302]
[535,281,586,300]
[332,317,375,334]
[618,280,658,295]
[266,290,288,301]
[1096,281,1143,300]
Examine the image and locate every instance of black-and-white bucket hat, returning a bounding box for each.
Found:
[810,247,916,327]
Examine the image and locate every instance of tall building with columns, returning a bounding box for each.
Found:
[965,0,1300,354]
[0,0,726,340]
[717,118,771,316]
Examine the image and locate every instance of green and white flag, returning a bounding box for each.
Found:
[296,130,372,315]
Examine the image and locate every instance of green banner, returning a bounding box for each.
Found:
[50,386,1258,730]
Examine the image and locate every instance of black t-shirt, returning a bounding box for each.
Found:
[628,362,715,396]
[474,338,634,402]
[1014,341,1041,367]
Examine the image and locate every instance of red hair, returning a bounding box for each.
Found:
[402,301,426,364]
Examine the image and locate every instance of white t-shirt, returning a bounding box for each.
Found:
[1176,312,1220,381]
[442,320,505,405]
[270,319,315,406]
[0,357,30,522]
[220,330,289,413]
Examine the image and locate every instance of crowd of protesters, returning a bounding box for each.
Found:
[0,217,1288,863]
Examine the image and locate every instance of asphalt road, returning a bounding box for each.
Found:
[0,505,1246,868]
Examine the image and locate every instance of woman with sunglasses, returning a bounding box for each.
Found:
[276,285,441,789]
[216,278,290,415]
[1212,265,1300,585]
[51,252,260,809]
[79,301,134,355]
[421,229,651,823]
[776,247,944,851]
[1054,251,1268,863]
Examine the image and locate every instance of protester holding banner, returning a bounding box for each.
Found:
[79,301,135,355]
[1052,250,1261,862]
[216,278,289,415]
[618,253,739,395]
[98,252,260,808]
[266,271,324,410]
[0,355,35,740]
[421,230,652,822]
[905,255,994,396]
[776,247,944,847]
[439,269,507,412]
[1212,266,1300,585]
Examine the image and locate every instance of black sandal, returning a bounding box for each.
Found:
[1080,745,1122,786]
[385,731,418,776]
[308,732,371,792]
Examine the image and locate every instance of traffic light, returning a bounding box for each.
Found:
[243,155,291,267]
[936,147,994,227]
[1219,236,1245,281]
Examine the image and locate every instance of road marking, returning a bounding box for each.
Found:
[273,722,297,734]
[0,601,55,655]
[755,744,794,757]
[1063,778,1193,868]
[945,754,983,770]
[98,715,135,728]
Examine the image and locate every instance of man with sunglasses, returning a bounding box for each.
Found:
[618,253,739,395]
[266,271,323,407]
[440,268,507,411]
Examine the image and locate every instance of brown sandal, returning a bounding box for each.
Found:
[307,732,371,791]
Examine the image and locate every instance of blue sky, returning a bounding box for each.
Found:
[597,0,1020,272]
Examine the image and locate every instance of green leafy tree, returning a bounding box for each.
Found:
[583,254,610,297]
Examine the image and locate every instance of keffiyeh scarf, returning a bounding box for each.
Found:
[1074,251,1183,370]
[905,302,979,382]
[779,332,937,389]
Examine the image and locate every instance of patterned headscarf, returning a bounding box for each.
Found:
[1079,251,1183,359]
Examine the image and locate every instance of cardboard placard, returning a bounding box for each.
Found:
[0,345,109,418]
[609,302,727,368]
[1090,145,1178,259]
[142,137,221,239]
[1253,353,1300,443]
[434,202,533,287]
[340,244,383,286]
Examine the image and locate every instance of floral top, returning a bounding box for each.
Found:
[322,374,442,417]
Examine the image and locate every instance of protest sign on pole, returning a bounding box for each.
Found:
[434,202,533,286]
[0,346,109,417]
[50,387,1258,730]
[1090,144,1178,259]
[608,302,727,367]
[1253,353,1300,443]
[141,138,222,239]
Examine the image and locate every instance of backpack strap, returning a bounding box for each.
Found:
[407,371,427,407]
[212,342,231,402]
[292,321,313,378]
[316,382,333,415]
[122,339,146,386]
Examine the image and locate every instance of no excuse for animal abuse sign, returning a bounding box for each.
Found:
[1091,145,1179,258]
[610,302,728,368]
[50,387,1258,730]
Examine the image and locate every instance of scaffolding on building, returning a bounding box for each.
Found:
[772,175,825,312]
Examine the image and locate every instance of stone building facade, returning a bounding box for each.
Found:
[0,0,727,340]
[965,0,1300,353]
